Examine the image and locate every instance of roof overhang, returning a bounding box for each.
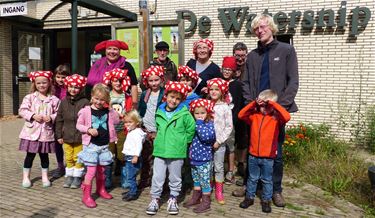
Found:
[1,15,43,27]
[60,0,137,21]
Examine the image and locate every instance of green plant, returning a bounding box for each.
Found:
[285,203,304,211]
[315,208,325,215]
[365,106,375,153]
[284,123,374,215]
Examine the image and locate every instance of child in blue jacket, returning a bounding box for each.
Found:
[183,99,216,213]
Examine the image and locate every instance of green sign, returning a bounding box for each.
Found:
[177,1,371,36]
[152,26,179,65]
[116,28,140,77]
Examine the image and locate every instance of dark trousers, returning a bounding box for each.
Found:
[273,125,285,193]
[139,132,155,187]
[55,142,64,164]
[24,152,49,168]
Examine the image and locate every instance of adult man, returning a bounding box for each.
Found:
[150,41,177,83]
[228,42,248,186]
[232,42,248,79]
[241,14,299,208]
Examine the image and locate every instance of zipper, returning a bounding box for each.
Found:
[257,115,265,157]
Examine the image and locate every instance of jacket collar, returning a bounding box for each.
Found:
[257,39,278,54]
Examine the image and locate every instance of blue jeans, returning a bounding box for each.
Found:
[273,125,285,193]
[123,155,141,196]
[121,164,130,189]
[246,155,274,201]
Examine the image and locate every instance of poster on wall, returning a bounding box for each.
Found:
[116,28,140,77]
[152,26,179,65]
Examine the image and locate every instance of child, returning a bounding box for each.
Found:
[55,74,89,189]
[178,65,200,108]
[138,65,165,189]
[145,81,195,215]
[221,56,246,185]
[207,78,233,204]
[238,89,290,213]
[76,83,120,208]
[183,99,216,213]
[53,64,71,100]
[53,64,71,178]
[102,68,132,189]
[121,110,146,201]
[177,65,200,193]
[19,71,60,188]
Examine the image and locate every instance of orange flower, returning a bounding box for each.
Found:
[296,133,305,139]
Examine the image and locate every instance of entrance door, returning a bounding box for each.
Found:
[12,27,53,114]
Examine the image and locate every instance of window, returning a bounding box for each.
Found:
[276,34,293,45]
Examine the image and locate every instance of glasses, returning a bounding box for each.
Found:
[222,68,234,73]
[234,54,247,58]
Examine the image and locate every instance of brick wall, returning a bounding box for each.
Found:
[2,0,374,140]
[0,20,13,116]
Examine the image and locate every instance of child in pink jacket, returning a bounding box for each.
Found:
[76,83,119,208]
[19,71,60,188]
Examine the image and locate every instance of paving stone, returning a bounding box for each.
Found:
[0,142,364,217]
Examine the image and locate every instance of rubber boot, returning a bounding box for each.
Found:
[41,168,51,187]
[96,167,113,199]
[193,194,211,213]
[104,164,113,189]
[22,168,31,188]
[183,189,202,208]
[215,182,225,204]
[81,183,97,208]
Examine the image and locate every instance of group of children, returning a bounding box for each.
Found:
[18,52,290,214]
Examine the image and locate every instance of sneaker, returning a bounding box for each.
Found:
[52,167,65,178]
[166,197,179,215]
[261,200,272,213]
[146,198,160,215]
[272,192,286,207]
[239,197,254,209]
[232,186,246,197]
[70,177,82,189]
[225,171,235,185]
[63,176,74,188]
[122,193,138,201]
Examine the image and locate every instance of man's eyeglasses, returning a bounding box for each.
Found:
[234,54,247,58]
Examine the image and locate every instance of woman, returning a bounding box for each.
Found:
[87,39,138,107]
[186,38,221,96]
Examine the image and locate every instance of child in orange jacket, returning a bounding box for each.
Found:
[237,89,290,213]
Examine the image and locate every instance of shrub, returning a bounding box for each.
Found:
[284,123,374,215]
[365,106,375,153]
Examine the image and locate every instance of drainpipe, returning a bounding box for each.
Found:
[71,0,78,73]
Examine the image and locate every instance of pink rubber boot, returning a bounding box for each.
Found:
[215,182,225,204]
[96,166,113,199]
[81,183,97,208]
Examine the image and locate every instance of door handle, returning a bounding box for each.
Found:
[15,76,19,85]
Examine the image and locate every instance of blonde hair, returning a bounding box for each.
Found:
[29,77,52,94]
[258,89,278,102]
[124,110,142,126]
[251,14,278,35]
[91,83,110,104]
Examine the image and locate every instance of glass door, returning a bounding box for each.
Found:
[12,27,53,114]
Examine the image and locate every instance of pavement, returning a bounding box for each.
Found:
[0,120,365,217]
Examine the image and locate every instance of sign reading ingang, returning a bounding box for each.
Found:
[0,3,27,17]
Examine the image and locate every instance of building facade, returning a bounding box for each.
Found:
[1,0,374,139]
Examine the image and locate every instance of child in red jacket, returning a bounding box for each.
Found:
[237,89,290,213]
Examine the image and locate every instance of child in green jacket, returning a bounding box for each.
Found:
[145,81,195,216]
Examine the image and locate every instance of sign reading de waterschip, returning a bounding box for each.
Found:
[0,3,27,17]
